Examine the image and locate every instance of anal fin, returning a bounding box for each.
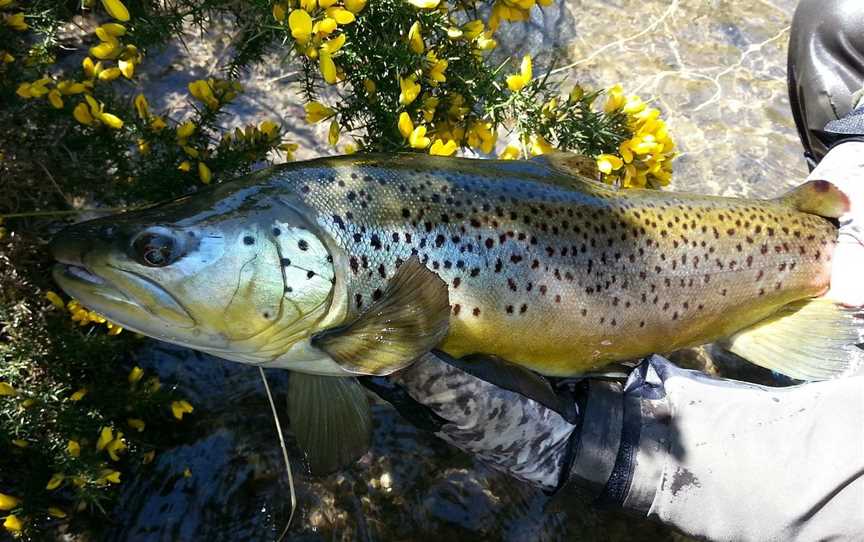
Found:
[724,298,864,381]
[288,372,372,475]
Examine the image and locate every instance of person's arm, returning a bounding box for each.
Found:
[379,349,864,541]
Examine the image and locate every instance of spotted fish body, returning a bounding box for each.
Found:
[279,154,837,376]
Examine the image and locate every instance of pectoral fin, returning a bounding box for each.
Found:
[776,179,850,218]
[725,298,864,381]
[288,372,372,475]
[311,255,451,375]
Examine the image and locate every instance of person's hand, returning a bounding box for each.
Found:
[812,141,864,307]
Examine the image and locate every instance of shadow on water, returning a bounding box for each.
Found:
[105,343,684,541]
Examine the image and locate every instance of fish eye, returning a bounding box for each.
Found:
[131,229,182,267]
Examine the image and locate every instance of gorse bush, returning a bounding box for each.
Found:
[0,0,676,537]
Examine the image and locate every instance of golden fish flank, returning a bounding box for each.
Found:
[296,154,846,377]
[51,153,859,381]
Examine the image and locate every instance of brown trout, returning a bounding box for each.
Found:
[51,152,864,471]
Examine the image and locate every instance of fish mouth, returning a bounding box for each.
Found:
[56,263,108,287]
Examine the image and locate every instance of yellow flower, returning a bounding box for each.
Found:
[45,291,65,309]
[178,161,191,172]
[15,82,32,98]
[305,101,335,123]
[20,399,34,409]
[171,400,194,420]
[48,90,64,109]
[425,53,447,85]
[183,468,192,478]
[596,153,623,174]
[363,79,376,95]
[11,440,28,448]
[506,55,532,92]
[328,118,340,146]
[462,19,485,40]
[69,388,87,401]
[1,52,14,63]
[97,469,121,484]
[429,138,458,156]
[3,515,22,533]
[133,94,149,120]
[57,81,86,95]
[48,507,66,519]
[319,50,337,84]
[67,440,81,457]
[408,125,430,149]
[343,143,357,154]
[73,102,94,125]
[96,426,114,451]
[528,134,554,156]
[4,12,27,31]
[399,76,421,106]
[176,120,196,138]
[106,433,127,461]
[118,58,135,78]
[99,112,123,129]
[260,120,279,140]
[127,418,146,432]
[128,366,144,384]
[46,473,64,491]
[344,0,367,13]
[321,34,346,54]
[604,83,625,112]
[150,116,167,131]
[398,112,414,139]
[407,0,440,8]
[467,121,496,154]
[272,3,287,22]
[101,22,127,36]
[98,67,122,82]
[408,21,424,54]
[90,40,120,60]
[0,494,20,511]
[0,382,15,396]
[475,31,497,51]
[188,79,219,109]
[101,0,130,21]
[198,162,212,184]
[325,7,355,24]
[289,9,313,45]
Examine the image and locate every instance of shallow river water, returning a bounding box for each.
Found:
[112,1,806,540]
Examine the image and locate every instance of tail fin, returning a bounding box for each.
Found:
[725,298,864,381]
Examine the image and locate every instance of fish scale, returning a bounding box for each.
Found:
[287,154,836,376]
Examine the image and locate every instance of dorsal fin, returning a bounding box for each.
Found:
[531,151,601,180]
[776,179,849,218]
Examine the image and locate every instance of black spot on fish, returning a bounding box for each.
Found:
[243,236,255,245]
[370,234,382,250]
[272,228,281,236]
[281,258,291,266]
[298,240,309,251]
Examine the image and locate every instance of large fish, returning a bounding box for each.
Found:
[51,152,864,471]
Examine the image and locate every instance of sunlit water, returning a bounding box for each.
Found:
[114,1,803,540]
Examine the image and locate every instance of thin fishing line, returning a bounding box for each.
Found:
[259,366,296,542]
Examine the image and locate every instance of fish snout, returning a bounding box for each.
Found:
[51,221,121,266]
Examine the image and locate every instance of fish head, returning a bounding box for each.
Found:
[51,178,339,366]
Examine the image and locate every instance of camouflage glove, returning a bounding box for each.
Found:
[369,352,864,540]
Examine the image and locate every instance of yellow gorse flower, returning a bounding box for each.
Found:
[198,162,212,184]
[69,388,87,401]
[128,366,144,384]
[399,75,421,105]
[48,507,67,519]
[429,138,458,156]
[11,440,28,448]
[171,400,194,420]
[0,382,15,396]
[408,21,424,54]
[406,0,440,8]
[46,473,64,491]
[127,418,146,432]
[97,426,114,451]
[0,493,20,511]
[499,144,521,160]
[4,12,27,31]
[67,440,81,457]
[598,84,676,188]
[305,101,335,123]
[3,515,22,533]
[101,0,130,21]
[106,432,127,461]
[506,54,532,92]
